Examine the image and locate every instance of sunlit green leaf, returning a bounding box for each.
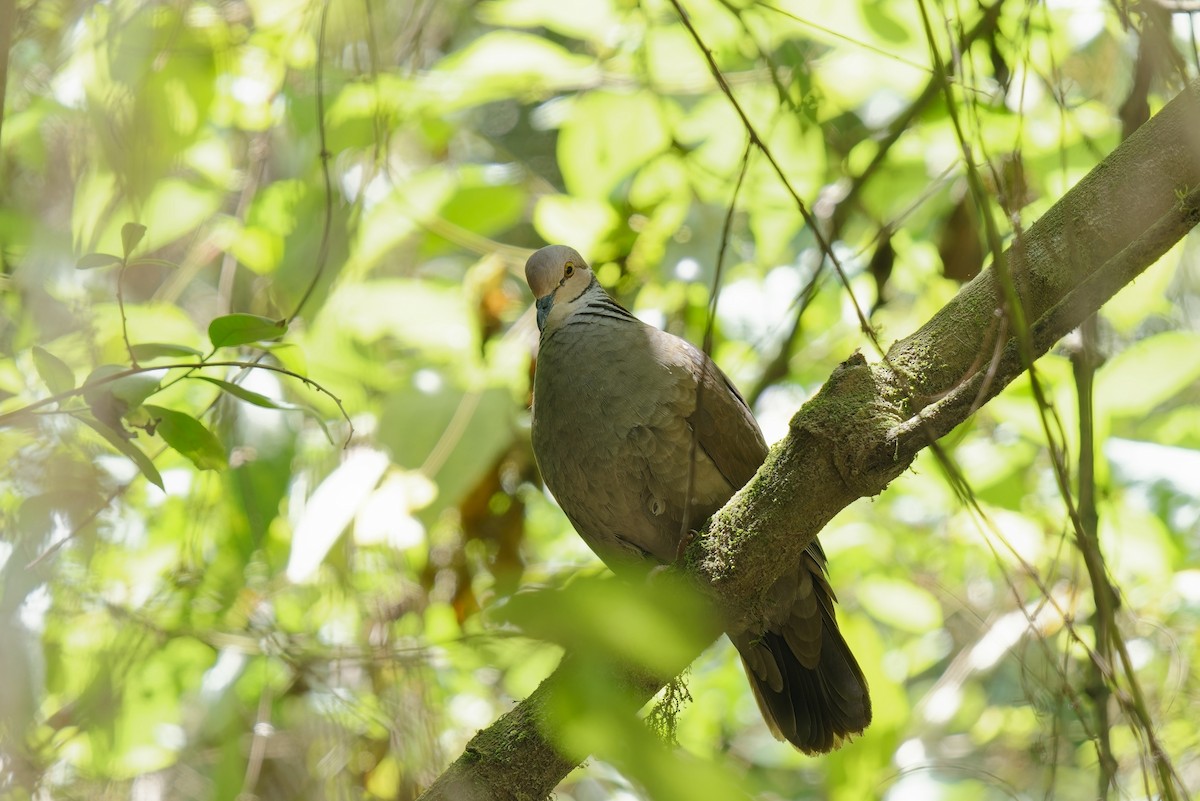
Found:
[229,226,283,275]
[81,366,164,432]
[97,302,203,356]
[348,170,452,275]
[427,30,596,109]
[557,90,672,198]
[421,173,527,257]
[140,180,222,249]
[82,365,163,408]
[857,576,943,633]
[258,341,306,369]
[121,222,147,259]
[533,195,620,259]
[76,252,123,269]
[32,346,75,395]
[207,314,288,349]
[319,279,478,362]
[129,342,205,361]
[144,404,227,470]
[195,375,284,409]
[195,375,331,442]
[477,0,623,42]
[497,574,711,676]
[1096,331,1200,418]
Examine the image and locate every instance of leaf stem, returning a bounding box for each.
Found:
[116,262,138,367]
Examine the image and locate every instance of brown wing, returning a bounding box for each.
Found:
[686,348,769,490]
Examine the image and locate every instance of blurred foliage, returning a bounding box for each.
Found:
[1,0,1199,799]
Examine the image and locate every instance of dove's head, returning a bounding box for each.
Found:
[525,245,594,331]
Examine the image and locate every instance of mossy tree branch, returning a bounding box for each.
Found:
[417,80,1200,801]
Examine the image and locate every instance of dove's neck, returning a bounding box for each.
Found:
[540,277,639,341]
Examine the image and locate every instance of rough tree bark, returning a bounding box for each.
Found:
[417,79,1200,801]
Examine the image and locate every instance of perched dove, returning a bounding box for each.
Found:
[525,245,871,754]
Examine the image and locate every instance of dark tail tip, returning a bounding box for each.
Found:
[741,626,871,754]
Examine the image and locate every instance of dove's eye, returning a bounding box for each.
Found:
[564,263,575,278]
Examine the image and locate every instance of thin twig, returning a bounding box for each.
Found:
[24,477,141,570]
[288,0,335,324]
[240,665,274,797]
[884,185,1200,801]
[0,360,351,437]
[747,0,1007,402]
[667,0,876,341]
[712,0,799,110]
[756,1,938,76]
[679,141,752,544]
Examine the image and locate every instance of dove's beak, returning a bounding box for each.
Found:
[535,294,554,331]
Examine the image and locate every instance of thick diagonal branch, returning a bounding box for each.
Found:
[417,80,1200,801]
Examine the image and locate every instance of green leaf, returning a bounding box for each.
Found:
[195,376,285,409]
[80,365,164,439]
[557,90,672,198]
[121,222,147,260]
[129,342,204,361]
[497,574,709,677]
[1096,331,1200,418]
[477,0,623,42]
[32,346,75,395]
[75,413,164,490]
[533,195,620,258]
[197,376,333,444]
[207,314,288,349]
[428,30,597,110]
[76,252,123,270]
[144,404,227,470]
[83,365,163,408]
[858,577,943,633]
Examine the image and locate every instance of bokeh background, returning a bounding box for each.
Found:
[1,0,1199,799]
